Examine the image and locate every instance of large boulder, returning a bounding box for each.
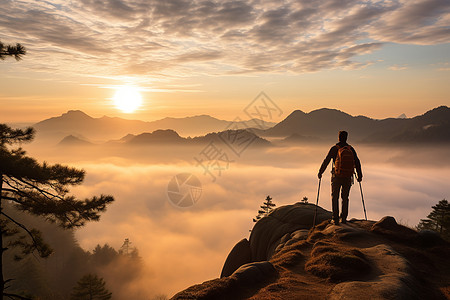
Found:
[171,262,277,300]
[229,261,277,285]
[249,202,332,261]
[220,239,252,278]
[172,213,450,300]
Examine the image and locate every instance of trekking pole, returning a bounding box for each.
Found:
[312,177,321,228]
[358,181,368,220]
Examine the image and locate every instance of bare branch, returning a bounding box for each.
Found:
[3,292,32,300]
[7,176,64,201]
[11,177,85,215]
[0,212,39,249]
[3,177,81,228]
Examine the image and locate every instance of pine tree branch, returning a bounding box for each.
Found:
[2,178,48,205]
[2,178,113,228]
[0,125,33,145]
[3,292,32,300]
[7,177,62,201]
[5,177,83,215]
[4,278,15,291]
[2,130,33,142]
[0,212,39,250]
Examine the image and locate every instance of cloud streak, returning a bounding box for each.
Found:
[0,0,448,78]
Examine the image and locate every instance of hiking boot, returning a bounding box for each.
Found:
[330,219,339,225]
[341,219,347,224]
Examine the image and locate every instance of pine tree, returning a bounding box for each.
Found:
[91,244,118,266]
[0,124,114,298]
[301,196,308,204]
[253,196,276,222]
[118,238,133,256]
[417,199,449,241]
[0,41,26,61]
[70,274,112,300]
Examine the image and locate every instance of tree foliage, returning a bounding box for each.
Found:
[3,212,144,299]
[253,195,276,222]
[417,199,449,241]
[70,274,112,300]
[92,244,118,266]
[0,41,26,61]
[0,124,114,298]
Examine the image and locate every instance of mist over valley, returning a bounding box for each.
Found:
[18,107,450,297]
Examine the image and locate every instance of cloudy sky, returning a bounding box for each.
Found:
[1,0,449,122]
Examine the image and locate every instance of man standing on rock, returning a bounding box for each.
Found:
[318,131,363,225]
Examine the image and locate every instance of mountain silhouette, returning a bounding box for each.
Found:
[34,110,276,142]
[262,108,374,140]
[117,129,272,148]
[364,106,450,143]
[127,129,185,144]
[57,134,93,146]
[34,106,449,145]
[262,106,450,144]
[192,129,272,147]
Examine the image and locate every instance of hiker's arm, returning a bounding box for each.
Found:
[318,147,335,178]
[352,148,363,181]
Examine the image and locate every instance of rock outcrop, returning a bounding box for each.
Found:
[249,203,332,262]
[171,203,450,300]
[221,202,332,278]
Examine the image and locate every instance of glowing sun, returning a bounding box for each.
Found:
[112,86,142,113]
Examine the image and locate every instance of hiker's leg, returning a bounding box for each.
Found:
[331,176,341,223]
[340,177,352,222]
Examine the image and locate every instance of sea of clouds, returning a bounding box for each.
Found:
[24,143,449,297]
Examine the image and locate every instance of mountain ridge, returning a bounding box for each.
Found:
[58,128,272,149]
[35,106,450,145]
[34,110,277,142]
[262,105,450,144]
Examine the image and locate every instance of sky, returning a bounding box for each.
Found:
[1,0,449,123]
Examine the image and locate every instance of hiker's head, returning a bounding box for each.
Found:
[339,131,348,142]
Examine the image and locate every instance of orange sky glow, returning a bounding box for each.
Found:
[1,0,449,123]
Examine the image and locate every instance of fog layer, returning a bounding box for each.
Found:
[26,143,450,297]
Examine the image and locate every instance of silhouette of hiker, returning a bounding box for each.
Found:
[318,131,362,225]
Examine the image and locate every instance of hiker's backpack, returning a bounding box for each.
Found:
[334,145,355,177]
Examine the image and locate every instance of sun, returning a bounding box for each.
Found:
[112,86,143,113]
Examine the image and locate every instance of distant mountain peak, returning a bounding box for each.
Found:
[62,110,92,118]
[309,108,350,117]
[58,135,92,146]
[397,113,407,119]
[34,110,94,129]
[151,129,181,137]
[427,105,449,114]
[128,129,183,144]
[161,114,220,121]
[290,109,306,115]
